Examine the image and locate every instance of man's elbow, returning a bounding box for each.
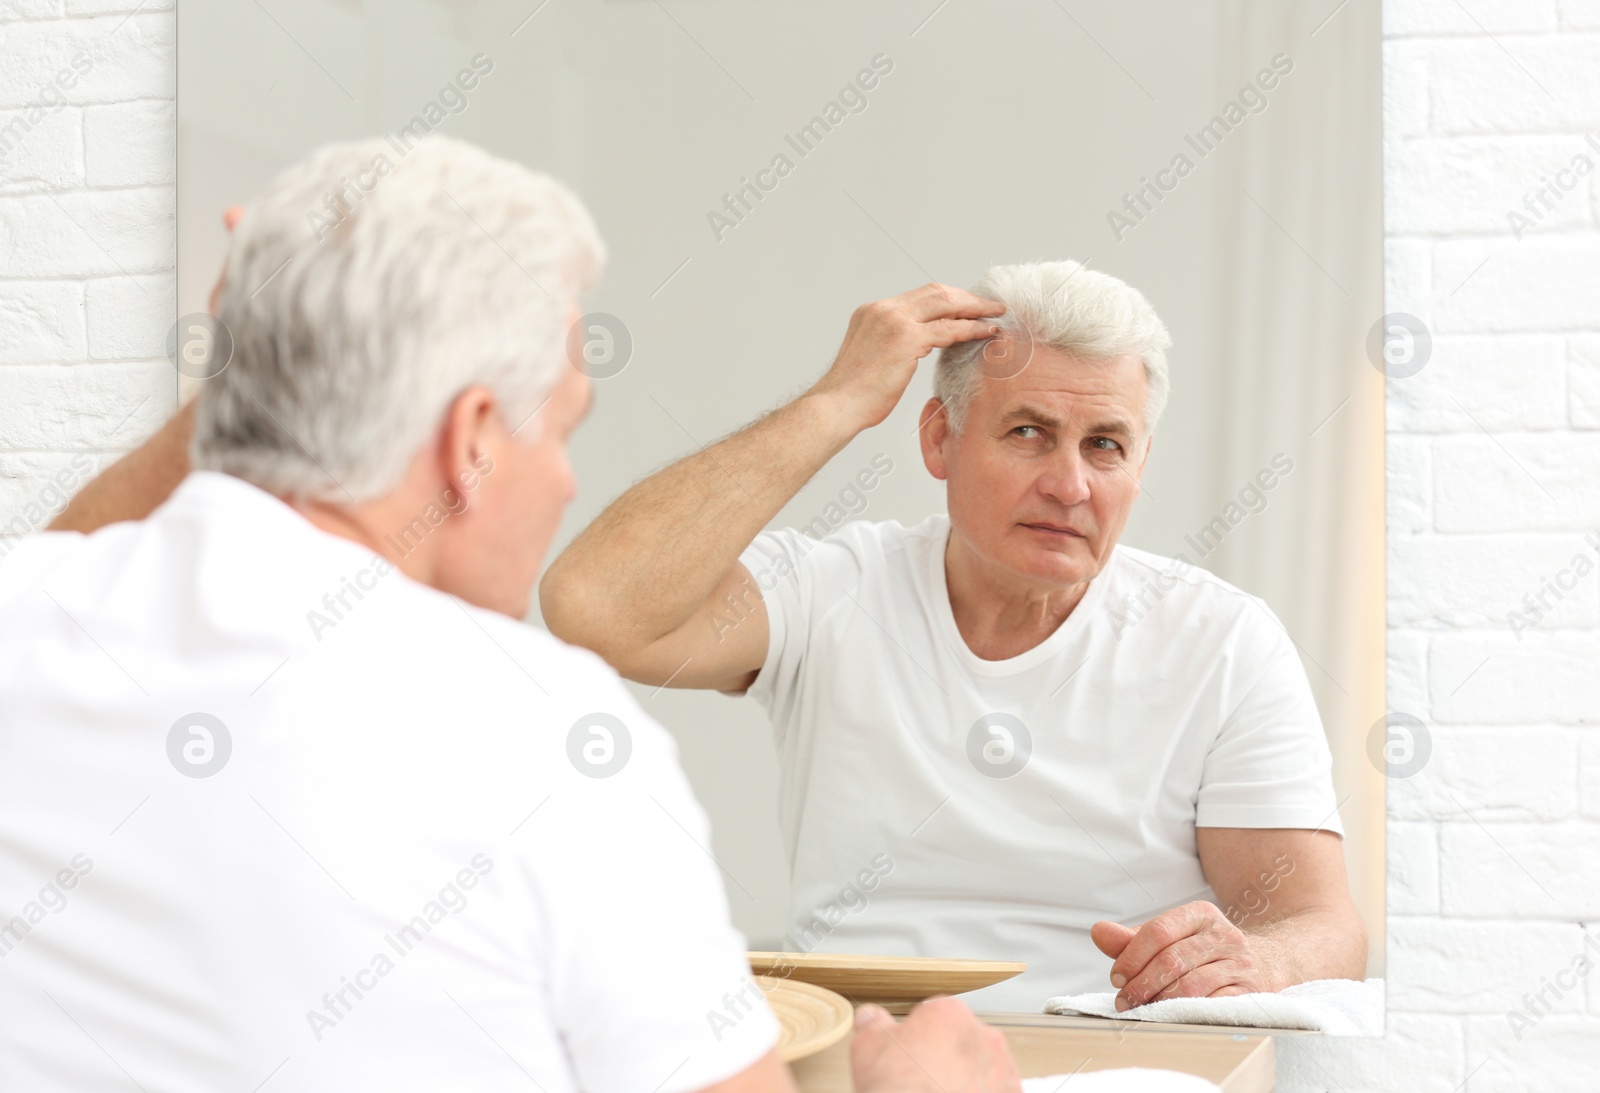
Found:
[1342,905,1370,980]
[537,567,645,672]
[1312,901,1369,982]
[538,566,599,647]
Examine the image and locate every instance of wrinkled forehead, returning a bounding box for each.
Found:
[972,344,1148,435]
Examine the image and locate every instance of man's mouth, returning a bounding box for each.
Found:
[1020,521,1084,539]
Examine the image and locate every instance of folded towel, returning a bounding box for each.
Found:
[1042,977,1383,1037]
[1022,1067,1222,1092]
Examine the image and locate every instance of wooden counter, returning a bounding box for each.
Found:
[792,1011,1310,1092]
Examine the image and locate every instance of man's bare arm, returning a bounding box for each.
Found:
[538,284,1004,693]
[1092,827,1367,1008]
[540,388,860,693]
[49,400,196,533]
[1197,827,1369,990]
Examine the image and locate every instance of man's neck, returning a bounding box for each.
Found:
[287,493,436,587]
[943,529,1089,661]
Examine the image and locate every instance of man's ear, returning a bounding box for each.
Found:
[438,385,503,511]
[919,397,950,481]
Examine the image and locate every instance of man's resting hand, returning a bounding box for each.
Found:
[1091,901,1270,1011]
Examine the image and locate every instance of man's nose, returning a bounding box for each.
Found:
[1038,447,1091,505]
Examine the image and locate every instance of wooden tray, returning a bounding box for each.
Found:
[792,1015,1278,1093]
[748,951,1026,1013]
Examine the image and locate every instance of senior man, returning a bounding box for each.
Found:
[0,136,1020,1091]
[538,264,1368,1012]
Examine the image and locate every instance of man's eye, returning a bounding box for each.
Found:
[1011,426,1042,439]
[1089,436,1122,452]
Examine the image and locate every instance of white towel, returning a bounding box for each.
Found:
[1021,1067,1222,1092]
[1042,977,1384,1037]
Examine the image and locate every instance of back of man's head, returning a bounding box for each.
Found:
[192,136,605,502]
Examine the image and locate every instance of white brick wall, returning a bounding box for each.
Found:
[1284,2,1600,1089]
[0,0,175,535]
[3,0,1598,1088]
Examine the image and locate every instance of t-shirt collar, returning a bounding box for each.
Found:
[926,513,1114,677]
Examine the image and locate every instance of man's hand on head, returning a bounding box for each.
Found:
[806,283,1005,433]
[1090,900,1272,1011]
[851,996,1021,1093]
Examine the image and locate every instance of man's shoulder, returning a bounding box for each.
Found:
[1105,544,1279,633]
[769,511,944,558]
[1111,543,1251,596]
[0,527,82,573]
[0,524,130,611]
[744,512,943,582]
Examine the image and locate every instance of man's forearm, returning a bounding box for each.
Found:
[540,388,864,654]
[1241,907,1368,991]
[49,400,197,533]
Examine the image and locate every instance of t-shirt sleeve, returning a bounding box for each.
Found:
[733,526,859,737]
[527,672,779,1093]
[1194,598,1346,837]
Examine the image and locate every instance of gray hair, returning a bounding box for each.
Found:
[192,135,606,501]
[933,260,1171,437]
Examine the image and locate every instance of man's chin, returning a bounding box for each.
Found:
[1003,537,1096,587]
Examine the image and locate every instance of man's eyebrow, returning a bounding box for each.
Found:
[998,404,1135,439]
[1084,416,1135,439]
[997,403,1064,428]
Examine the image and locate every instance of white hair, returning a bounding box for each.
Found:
[932,260,1171,436]
[192,134,606,501]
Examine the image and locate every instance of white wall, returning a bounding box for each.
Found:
[0,0,176,523]
[2,0,1597,1088]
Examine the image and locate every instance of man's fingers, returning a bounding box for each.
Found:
[848,1003,895,1067]
[1150,959,1248,1005]
[1109,902,1217,990]
[851,996,1022,1093]
[854,1002,894,1034]
[1121,934,1241,1008]
[900,282,1007,322]
[1091,920,1137,960]
[920,318,1004,352]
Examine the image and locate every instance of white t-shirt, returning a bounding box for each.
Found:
[737,513,1344,1011]
[0,471,777,1092]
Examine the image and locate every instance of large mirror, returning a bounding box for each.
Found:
[179,0,1383,1027]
